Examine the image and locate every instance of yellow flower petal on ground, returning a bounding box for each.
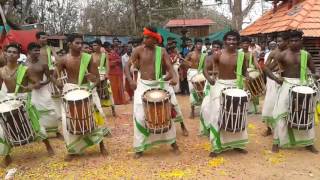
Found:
[202,142,211,151]
[248,123,256,130]
[208,157,225,167]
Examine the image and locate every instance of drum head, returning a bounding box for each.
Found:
[248,70,260,79]
[292,86,315,94]
[143,89,169,102]
[0,99,22,113]
[64,89,90,101]
[223,88,247,97]
[191,74,206,82]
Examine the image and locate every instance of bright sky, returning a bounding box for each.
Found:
[202,0,273,28]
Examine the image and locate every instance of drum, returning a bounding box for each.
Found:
[191,73,206,100]
[0,98,35,146]
[142,88,172,134]
[63,88,96,135]
[219,88,249,132]
[288,85,317,130]
[245,69,266,97]
[97,79,111,101]
[49,69,68,98]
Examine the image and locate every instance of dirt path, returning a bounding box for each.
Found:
[1,95,319,179]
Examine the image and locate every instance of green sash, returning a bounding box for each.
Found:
[15,64,27,94]
[46,46,54,70]
[155,46,164,89]
[249,53,255,69]
[99,53,108,74]
[236,51,245,89]
[197,53,206,72]
[300,50,308,84]
[78,53,92,86]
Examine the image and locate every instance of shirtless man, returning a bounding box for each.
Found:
[0,43,54,166]
[82,41,93,54]
[184,38,207,118]
[124,27,186,158]
[36,31,56,68]
[262,32,289,136]
[91,39,116,116]
[56,33,108,160]
[201,30,251,157]
[265,30,319,153]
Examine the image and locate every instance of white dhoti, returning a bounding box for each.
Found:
[133,79,183,152]
[262,73,280,128]
[31,84,61,137]
[201,79,248,153]
[61,83,109,154]
[173,62,180,93]
[187,68,203,106]
[273,78,315,147]
[0,92,47,156]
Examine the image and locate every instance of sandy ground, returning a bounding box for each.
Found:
[1,94,320,179]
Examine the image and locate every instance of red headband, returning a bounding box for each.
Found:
[143,28,162,44]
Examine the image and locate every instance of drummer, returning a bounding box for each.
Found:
[183,38,207,118]
[201,30,251,157]
[36,31,62,137]
[262,32,289,136]
[199,41,222,136]
[124,26,188,158]
[91,39,116,116]
[265,30,319,153]
[240,36,261,114]
[56,33,109,161]
[0,43,54,166]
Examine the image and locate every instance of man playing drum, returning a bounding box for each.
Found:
[199,41,222,136]
[91,39,116,116]
[36,31,62,137]
[0,43,54,166]
[240,36,261,114]
[201,30,251,157]
[184,38,207,118]
[262,32,289,136]
[124,27,187,158]
[56,34,109,161]
[265,30,319,153]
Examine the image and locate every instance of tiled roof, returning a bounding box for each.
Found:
[165,19,215,27]
[241,0,320,37]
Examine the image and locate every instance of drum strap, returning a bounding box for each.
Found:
[78,53,92,86]
[197,53,206,73]
[99,52,108,74]
[249,53,255,69]
[46,46,54,70]
[300,50,308,84]
[15,64,27,94]
[236,51,245,89]
[155,46,164,89]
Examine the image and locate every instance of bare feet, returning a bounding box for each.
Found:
[272,144,279,153]
[3,155,12,167]
[262,127,272,137]
[43,139,54,156]
[56,132,64,140]
[234,148,248,154]
[111,106,116,117]
[64,154,76,162]
[189,105,195,119]
[99,141,108,156]
[171,142,181,155]
[306,145,319,154]
[180,123,189,137]
[209,152,218,157]
[134,152,143,159]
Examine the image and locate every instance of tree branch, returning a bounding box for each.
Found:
[242,0,256,17]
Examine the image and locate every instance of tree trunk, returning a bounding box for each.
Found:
[232,0,243,30]
[131,0,138,35]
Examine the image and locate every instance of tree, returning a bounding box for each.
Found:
[227,0,257,30]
